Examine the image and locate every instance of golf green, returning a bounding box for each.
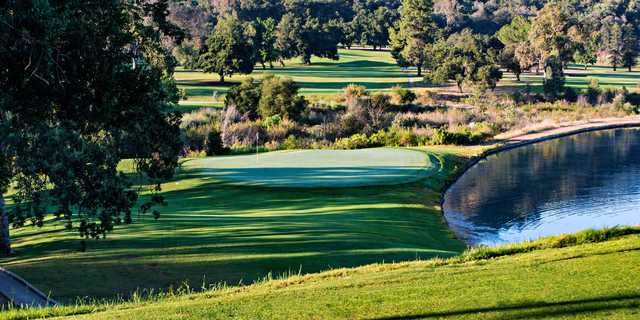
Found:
[185,148,433,188]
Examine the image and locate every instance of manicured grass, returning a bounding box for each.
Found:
[175,49,639,110]
[1,147,477,302]
[175,49,424,108]
[499,64,640,93]
[6,228,640,319]
[187,148,432,188]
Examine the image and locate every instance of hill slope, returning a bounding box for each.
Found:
[6,230,640,320]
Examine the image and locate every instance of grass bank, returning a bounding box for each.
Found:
[2,147,479,302]
[4,227,640,319]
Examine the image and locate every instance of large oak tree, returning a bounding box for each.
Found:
[0,0,183,256]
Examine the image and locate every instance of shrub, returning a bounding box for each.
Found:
[222,120,265,148]
[334,133,372,149]
[563,87,578,102]
[392,86,417,105]
[430,126,490,145]
[206,130,226,155]
[258,76,307,120]
[181,108,222,152]
[282,135,308,150]
[225,78,261,119]
[262,115,282,128]
[265,118,297,141]
[342,84,368,107]
[338,112,364,137]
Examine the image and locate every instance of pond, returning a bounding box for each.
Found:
[443,128,640,246]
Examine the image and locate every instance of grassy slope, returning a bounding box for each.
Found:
[6,231,640,320]
[1,147,480,302]
[175,49,640,110]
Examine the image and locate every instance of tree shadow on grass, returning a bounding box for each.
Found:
[6,177,462,301]
[370,293,640,320]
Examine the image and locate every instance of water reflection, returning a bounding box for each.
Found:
[443,128,640,246]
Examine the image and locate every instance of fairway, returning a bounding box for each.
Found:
[175,49,640,110]
[187,148,431,188]
[2,148,469,302]
[175,49,424,108]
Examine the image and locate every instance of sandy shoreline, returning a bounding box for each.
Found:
[494,116,640,147]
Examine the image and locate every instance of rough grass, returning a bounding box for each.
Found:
[5,227,640,320]
[175,49,640,110]
[1,147,472,302]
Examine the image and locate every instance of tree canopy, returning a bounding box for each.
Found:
[0,0,183,255]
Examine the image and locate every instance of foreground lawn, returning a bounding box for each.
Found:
[1,147,477,302]
[6,230,640,319]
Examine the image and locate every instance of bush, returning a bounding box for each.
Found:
[222,120,265,149]
[225,78,261,119]
[206,130,226,155]
[392,86,417,105]
[181,108,222,153]
[281,135,308,150]
[430,127,490,145]
[563,87,578,102]
[342,84,368,107]
[334,133,372,149]
[258,76,307,120]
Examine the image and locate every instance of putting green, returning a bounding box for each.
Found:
[186,148,433,187]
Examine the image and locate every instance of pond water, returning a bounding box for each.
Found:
[443,128,640,246]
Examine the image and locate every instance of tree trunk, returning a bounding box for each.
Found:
[269,61,274,69]
[417,65,422,77]
[280,60,285,68]
[613,65,617,71]
[0,197,11,257]
[629,66,632,72]
[261,62,266,70]
[516,72,521,82]
[219,73,225,83]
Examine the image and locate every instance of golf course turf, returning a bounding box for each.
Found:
[175,48,640,109]
[187,148,433,188]
[2,147,477,302]
[5,228,640,319]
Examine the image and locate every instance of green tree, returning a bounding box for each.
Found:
[200,15,256,83]
[258,76,307,120]
[528,3,577,70]
[542,56,565,101]
[602,21,624,71]
[429,30,502,93]
[275,1,342,65]
[622,23,639,72]
[368,6,397,50]
[496,16,531,45]
[0,0,183,255]
[390,0,437,76]
[528,3,577,98]
[496,16,532,79]
[254,18,280,69]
